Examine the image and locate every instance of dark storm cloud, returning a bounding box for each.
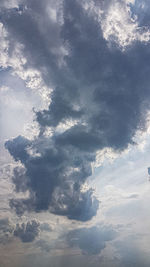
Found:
[36,93,83,128]
[5,135,31,163]
[66,225,117,255]
[14,220,40,242]
[0,218,40,244]
[6,135,99,220]
[3,0,150,220]
[51,187,99,221]
[9,197,35,216]
[11,166,29,193]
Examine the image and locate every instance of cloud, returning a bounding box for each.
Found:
[65,225,117,255]
[9,197,34,216]
[0,218,14,233]
[13,220,40,242]
[35,239,52,252]
[114,235,150,267]
[40,223,52,232]
[6,135,99,220]
[3,0,150,221]
[0,218,14,244]
[0,218,52,245]
[5,136,31,162]
[11,166,28,192]
[0,0,20,10]
[99,0,150,48]
[129,0,150,28]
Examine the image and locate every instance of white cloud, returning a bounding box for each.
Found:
[0,0,20,9]
[0,23,9,68]
[0,22,51,109]
[99,0,150,49]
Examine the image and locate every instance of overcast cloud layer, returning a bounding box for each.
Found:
[1,0,150,266]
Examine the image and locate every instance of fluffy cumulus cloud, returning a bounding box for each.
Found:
[65,225,117,255]
[2,0,150,222]
[13,219,40,242]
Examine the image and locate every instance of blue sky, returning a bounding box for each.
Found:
[1,0,150,266]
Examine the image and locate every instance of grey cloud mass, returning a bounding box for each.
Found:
[66,225,117,255]
[2,0,150,222]
[0,218,52,244]
[14,220,40,242]
[0,218,14,244]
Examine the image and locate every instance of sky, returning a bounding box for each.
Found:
[1,0,150,266]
